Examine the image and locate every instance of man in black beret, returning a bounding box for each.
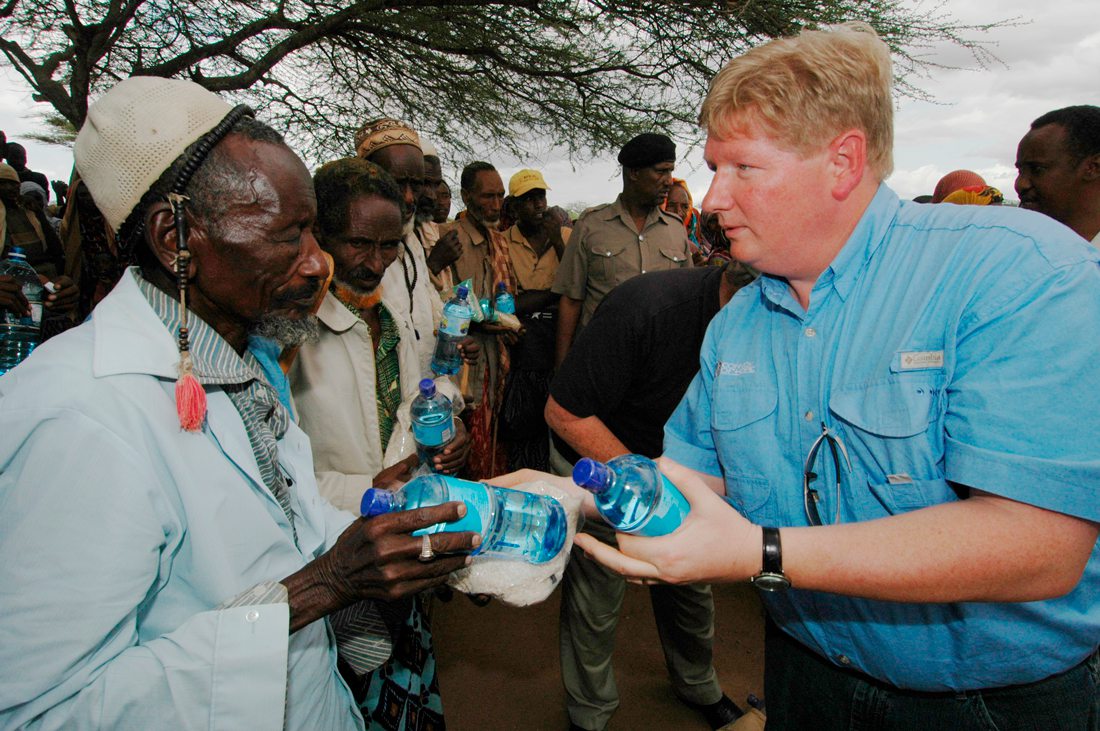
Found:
[551,132,692,368]
[548,132,706,731]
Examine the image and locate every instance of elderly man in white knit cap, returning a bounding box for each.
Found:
[0,76,477,730]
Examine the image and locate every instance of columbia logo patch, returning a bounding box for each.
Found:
[899,351,944,370]
[717,361,755,376]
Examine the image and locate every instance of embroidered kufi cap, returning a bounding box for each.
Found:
[354,118,421,159]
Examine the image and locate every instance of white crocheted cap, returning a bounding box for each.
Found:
[74,76,234,232]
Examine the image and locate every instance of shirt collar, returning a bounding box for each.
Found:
[609,195,670,232]
[824,183,899,302]
[317,290,361,333]
[134,273,259,385]
[756,184,899,312]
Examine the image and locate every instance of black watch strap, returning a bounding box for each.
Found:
[762,526,782,573]
[751,526,791,592]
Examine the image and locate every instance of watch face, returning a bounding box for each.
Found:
[751,572,791,592]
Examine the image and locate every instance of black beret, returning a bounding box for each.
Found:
[617,133,676,169]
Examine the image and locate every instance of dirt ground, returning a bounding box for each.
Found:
[434,578,765,730]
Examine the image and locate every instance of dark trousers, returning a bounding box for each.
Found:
[764,620,1099,731]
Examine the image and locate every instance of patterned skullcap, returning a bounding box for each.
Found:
[354,118,421,159]
[941,185,1004,206]
[617,133,676,169]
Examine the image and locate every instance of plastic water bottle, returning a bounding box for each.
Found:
[411,378,455,471]
[431,284,472,375]
[361,475,568,563]
[0,247,45,376]
[572,454,690,536]
[494,282,515,315]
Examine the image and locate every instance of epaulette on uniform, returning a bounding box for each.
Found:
[657,207,683,223]
[575,202,613,222]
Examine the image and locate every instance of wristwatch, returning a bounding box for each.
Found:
[750,527,791,592]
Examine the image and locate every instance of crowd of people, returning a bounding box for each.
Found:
[1,20,1098,731]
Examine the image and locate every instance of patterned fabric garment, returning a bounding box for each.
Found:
[352,594,445,731]
[332,289,403,453]
[136,276,297,540]
[372,306,402,454]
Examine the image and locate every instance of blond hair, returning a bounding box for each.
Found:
[700,22,894,179]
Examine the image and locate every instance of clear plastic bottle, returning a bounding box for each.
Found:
[361,475,568,564]
[493,281,515,315]
[572,454,690,536]
[410,378,455,471]
[431,284,473,375]
[0,247,45,376]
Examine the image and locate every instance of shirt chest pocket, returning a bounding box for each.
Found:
[711,381,778,519]
[829,378,952,514]
[656,246,688,267]
[589,242,627,286]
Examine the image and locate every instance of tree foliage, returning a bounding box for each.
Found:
[0,0,1002,162]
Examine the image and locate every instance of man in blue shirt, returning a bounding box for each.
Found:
[577,23,1100,730]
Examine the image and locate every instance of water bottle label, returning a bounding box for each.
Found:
[413,418,454,447]
[633,476,691,537]
[439,312,470,337]
[28,303,43,328]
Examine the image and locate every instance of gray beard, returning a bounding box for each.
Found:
[249,313,320,348]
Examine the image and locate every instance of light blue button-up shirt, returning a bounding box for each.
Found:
[665,184,1100,691]
[0,270,363,730]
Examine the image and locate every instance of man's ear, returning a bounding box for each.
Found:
[828,129,868,201]
[145,200,202,278]
[459,187,472,210]
[1079,152,1100,183]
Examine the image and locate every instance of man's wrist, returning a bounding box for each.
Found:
[750,526,791,592]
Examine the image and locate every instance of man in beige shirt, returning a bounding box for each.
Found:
[551,133,692,367]
[500,168,571,471]
[438,162,516,409]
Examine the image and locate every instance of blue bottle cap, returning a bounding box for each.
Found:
[418,378,436,398]
[456,284,469,299]
[360,488,396,517]
[497,281,507,292]
[572,458,613,493]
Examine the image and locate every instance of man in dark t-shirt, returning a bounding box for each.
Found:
[546,262,754,731]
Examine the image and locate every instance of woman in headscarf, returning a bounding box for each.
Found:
[662,178,704,263]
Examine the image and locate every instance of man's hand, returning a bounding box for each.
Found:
[573,458,760,586]
[373,455,418,489]
[0,275,29,317]
[457,336,480,365]
[43,275,78,314]
[426,229,462,275]
[283,502,479,631]
[433,417,471,474]
[478,320,524,346]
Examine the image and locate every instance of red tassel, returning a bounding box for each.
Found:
[175,354,206,431]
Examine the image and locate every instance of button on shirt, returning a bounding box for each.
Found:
[552,196,692,326]
[665,184,1100,692]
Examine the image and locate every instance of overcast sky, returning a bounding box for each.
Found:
[2,0,1098,209]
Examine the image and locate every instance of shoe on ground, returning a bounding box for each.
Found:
[679,693,744,730]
